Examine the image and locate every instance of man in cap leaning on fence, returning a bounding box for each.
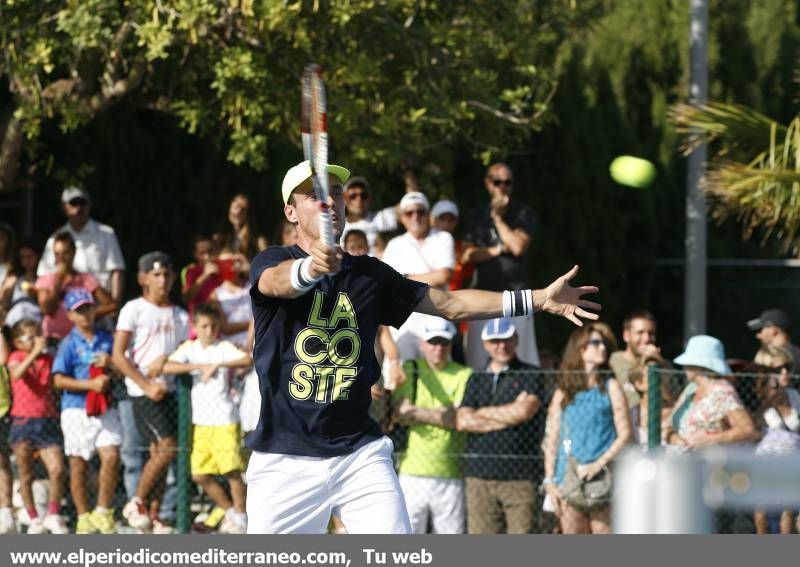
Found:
[456,318,544,533]
[392,318,472,533]
[748,308,800,373]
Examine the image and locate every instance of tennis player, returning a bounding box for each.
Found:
[245,160,601,534]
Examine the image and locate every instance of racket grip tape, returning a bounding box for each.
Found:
[319,209,334,248]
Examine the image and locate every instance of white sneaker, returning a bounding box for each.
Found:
[42,514,69,534]
[122,498,151,531]
[218,516,246,534]
[0,508,16,533]
[151,519,174,534]
[26,517,46,535]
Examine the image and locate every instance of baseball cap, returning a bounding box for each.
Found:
[61,186,91,203]
[138,251,173,273]
[344,176,370,193]
[481,318,517,341]
[399,191,430,212]
[64,288,95,312]
[281,160,351,204]
[747,308,791,332]
[421,317,456,342]
[431,199,459,219]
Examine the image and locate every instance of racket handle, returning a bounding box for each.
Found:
[319,209,334,248]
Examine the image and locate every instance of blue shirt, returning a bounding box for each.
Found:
[52,327,114,410]
[555,381,617,485]
[247,245,428,458]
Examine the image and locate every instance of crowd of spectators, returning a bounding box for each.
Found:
[1,163,799,535]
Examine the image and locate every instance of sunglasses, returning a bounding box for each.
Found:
[403,209,427,217]
[68,198,89,207]
[587,339,606,348]
[427,337,452,346]
[491,178,513,187]
[347,191,369,200]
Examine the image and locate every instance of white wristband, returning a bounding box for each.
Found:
[290,257,322,294]
[502,289,534,318]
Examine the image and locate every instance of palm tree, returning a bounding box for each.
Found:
[670,102,800,252]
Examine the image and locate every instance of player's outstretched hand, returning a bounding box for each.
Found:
[540,265,601,326]
[308,239,342,278]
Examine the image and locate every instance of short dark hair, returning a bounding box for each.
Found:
[623,309,656,331]
[192,234,215,248]
[193,302,222,324]
[53,230,76,252]
[344,229,367,244]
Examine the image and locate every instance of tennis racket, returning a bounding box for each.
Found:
[301,64,333,247]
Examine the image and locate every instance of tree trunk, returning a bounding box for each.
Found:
[0,109,23,193]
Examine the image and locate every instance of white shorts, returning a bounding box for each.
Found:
[246,436,410,534]
[61,407,123,460]
[398,475,465,534]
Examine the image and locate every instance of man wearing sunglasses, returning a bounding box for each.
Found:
[38,186,125,310]
[392,318,472,533]
[462,163,539,370]
[748,308,800,373]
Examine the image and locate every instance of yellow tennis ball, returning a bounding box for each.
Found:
[609,156,656,188]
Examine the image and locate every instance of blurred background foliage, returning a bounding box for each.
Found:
[1,0,799,359]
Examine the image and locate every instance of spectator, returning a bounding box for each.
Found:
[7,319,67,534]
[342,229,369,257]
[0,327,13,533]
[751,362,800,534]
[543,323,631,534]
[214,193,268,261]
[209,257,251,349]
[431,200,474,292]
[748,309,800,372]
[38,187,125,305]
[182,235,225,318]
[664,335,757,451]
[52,289,121,534]
[456,318,544,534]
[0,223,15,302]
[391,318,471,534]
[164,304,252,534]
[754,345,800,414]
[113,252,189,533]
[382,192,455,361]
[462,163,539,369]
[626,354,675,447]
[342,176,406,256]
[274,219,298,247]
[2,237,43,328]
[36,231,117,341]
[609,310,660,407]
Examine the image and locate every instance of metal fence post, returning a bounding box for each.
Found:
[176,374,191,533]
[647,365,661,450]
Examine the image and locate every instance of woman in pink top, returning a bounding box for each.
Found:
[7,319,67,534]
[35,231,116,341]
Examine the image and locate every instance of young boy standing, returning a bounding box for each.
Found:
[164,303,251,534]
[52,288,122,534]
[112,252,189,533]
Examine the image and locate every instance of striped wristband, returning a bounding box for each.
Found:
[502,289,534,318]
[290,257,322,293]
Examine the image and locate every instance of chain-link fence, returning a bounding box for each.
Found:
[2,364,799,534]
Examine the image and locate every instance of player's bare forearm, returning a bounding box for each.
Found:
[257,260,307,298]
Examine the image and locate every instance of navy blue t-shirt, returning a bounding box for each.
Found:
[247,245,428,457]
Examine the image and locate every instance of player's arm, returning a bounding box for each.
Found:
[414,265,600,326]
[456,393,540,433]
[257,240,341,298]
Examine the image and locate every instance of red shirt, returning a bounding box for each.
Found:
[183,263,223,313]
[8,350,57,418]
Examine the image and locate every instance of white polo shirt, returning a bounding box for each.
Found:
[38,219,125,289]
[381,229,455,358]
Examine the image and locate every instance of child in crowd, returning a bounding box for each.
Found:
[182,235,225,317]
[0,326,14,533]
[342,229,369,257]
[52,288,121,534]
[113,252,189,533]
[7,319,67,534]
[164,303,251,534]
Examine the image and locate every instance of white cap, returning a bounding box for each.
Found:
[399,191,430,212]
[61,186,90,203]
[431,199,459,219]
[281,160,350,204]
[421,317,456,341]
[481,318,517,340]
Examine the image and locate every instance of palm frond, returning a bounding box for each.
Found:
[669,102,787,160]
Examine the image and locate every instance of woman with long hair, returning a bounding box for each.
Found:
[543,322,632,534]
[214,194,268,261]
